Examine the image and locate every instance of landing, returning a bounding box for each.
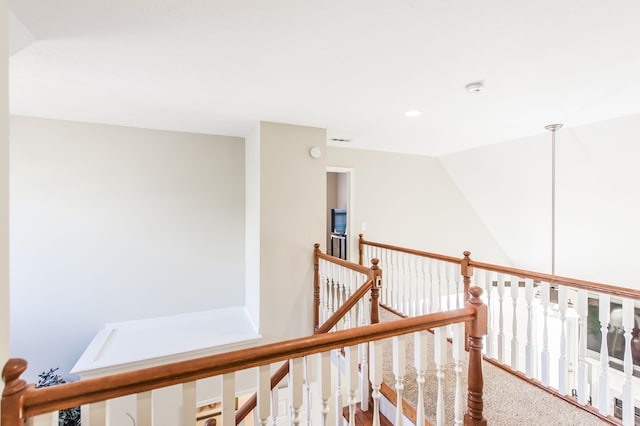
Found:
[71,306,261,378]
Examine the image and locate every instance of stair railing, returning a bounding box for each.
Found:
[235,243,381,424]
[359,233,639,425]
[2,287,488,426]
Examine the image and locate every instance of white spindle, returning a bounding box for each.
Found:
[576,289,588,405]
[418,258,427,315]
[334,349,342,426]
[598,294,610,416]
[136,391,152,426]
[484,270,494,358]
[541,281,551,386]
[222,373,236,425]
[427,259,435,314]
[271,386,279,426]
[89,401,106,426]
[257,365,271,426]
[410,255,418,315]
[558,285,568,395]
[345,346,359,425]
[33,412,57,426]
[393,336,406,425]
[318,352,333,426]
[524,278,534,377]
[369,340,383,426]
[622,298,634,425]
[497,273,505,363]
[359,343,369,411]
[182,382,196,426]
[453,323,465,425]
[414,331,428,426]
[511,275,520,370]
[434,326,447,426]
[290,358,304,426]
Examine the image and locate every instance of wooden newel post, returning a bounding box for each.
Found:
[358,233,364,266]
[461,251,473,303]
[465,286,487,426]
[313,243,321,331]
[370,258,381,324]
[2,358,30,426]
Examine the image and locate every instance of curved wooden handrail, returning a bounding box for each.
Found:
[317,251,371,275]
[469,259,640,300]
[359,234,461,265]
[8,307,476,419]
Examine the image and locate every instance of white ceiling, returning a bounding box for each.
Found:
[8,1,640,156]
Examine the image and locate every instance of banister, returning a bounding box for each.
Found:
[468,259,640,300]
[7,306,477,419]
[317,251,371,275]
[359,233,461,265]
[315,278,374,334]
[359,234,640,300]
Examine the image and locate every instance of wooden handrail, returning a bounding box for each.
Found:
[317,251,371,275]
[359,233,640,300]
[3,306,477,421]
[358,234,461,265]
[315,278,374,334]
[469,259,640,300]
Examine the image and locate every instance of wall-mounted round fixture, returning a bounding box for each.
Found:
[466,81,485,93]
[309,146,322,159]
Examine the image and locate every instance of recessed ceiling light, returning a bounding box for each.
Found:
[466,81,485,93]
[405,110,421,117]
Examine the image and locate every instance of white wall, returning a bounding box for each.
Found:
[10,116,246,380]
[326,147,509,265]
[441,113,640,289]
[1,0,9,407]
[245,123,260,330]
[258,122,326,341]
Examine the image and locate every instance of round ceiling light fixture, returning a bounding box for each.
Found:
[405,110,422,117]
[466,81,485,93]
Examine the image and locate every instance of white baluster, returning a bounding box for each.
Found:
[453,322,465,425]
[369,340,383,426]
[33,412,58,426]
[558,285,568,395]
[89,401,106,426]
[434,326,447,426]
[484,270,494,358]
[290,358,304,426]
[359,343,369,411]
[345,346,359,425]
[598,294,610,416]
[271,387,279,426]
[410,255,418,315]
[511,275,520,370]
[497,273,505,363]
[182,382,196,426]
[222,373,236,425]
[576,289,588,405]
[524,278,534,377]
[137,391,152,426]
[622,298,634,425]
[393,336,406,425]
[414,331,428,426]
[399,253,407,314]
[334,349,343,426]
[541,281,551,386]
[418,258,426,315]
[256,365,270,426]
[318,351,333,426]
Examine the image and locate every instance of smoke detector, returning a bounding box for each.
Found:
[466,81,485,93]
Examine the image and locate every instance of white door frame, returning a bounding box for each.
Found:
[326,166,356,262]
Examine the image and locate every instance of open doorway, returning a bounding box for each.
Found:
[326,167,353,261]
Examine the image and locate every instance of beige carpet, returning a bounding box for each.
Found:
[379,309,610,425]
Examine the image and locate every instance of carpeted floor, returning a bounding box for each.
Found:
[379,309,610,425]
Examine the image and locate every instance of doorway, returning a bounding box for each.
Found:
[326,167,353,261]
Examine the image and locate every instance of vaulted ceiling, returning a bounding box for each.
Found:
[9,1,640,156]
